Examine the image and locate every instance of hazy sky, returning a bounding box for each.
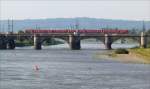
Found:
[0,0,150,21]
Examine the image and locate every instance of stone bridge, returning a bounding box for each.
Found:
[0,32,149,50]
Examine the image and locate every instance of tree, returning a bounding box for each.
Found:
[129,28,140,35]
[18,30,25,34]
[146,29,150,35]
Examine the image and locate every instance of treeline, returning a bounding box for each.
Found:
[15,39,33,47]
[146,29,150,34]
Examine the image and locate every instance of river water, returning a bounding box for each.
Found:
[0,43,150,89]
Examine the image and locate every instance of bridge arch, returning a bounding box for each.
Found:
[36,36,69,49]
[111,36,141,49]
[80,37,105,49]
[80,36,105,44]
[41,37,68,45]
[0,36,16,49]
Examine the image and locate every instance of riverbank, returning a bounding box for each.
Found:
[129,48,150,63]
[15,39,64,47]
[96,48,150,64]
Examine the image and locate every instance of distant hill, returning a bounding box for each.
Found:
[0,17,150,32]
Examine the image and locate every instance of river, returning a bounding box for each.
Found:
[0,43,150,89]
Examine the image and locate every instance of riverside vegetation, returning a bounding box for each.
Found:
[96,47,150,64]
[98,44,150,64]
[15,38,64,47]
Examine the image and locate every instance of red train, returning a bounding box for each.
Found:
[25,29,128,34]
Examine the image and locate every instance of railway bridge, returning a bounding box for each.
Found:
[0,29,149,50]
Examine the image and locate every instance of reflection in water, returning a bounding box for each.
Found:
[0,43,149,89]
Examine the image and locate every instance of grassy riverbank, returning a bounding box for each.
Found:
[129,48,150,63]
[96,48,150,64]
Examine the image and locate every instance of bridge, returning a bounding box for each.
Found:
[0,29,149,50]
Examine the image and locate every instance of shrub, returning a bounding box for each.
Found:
[130,46,140,49]
[115,48,129,54]
[147,42,150,48]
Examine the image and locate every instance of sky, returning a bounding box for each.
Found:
[0,0,150,21]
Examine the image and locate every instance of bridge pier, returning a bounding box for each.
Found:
[69,35,81,50]
[34,34,42,50]
[0,35,16,50]
[5,34,16,50]
[105,34,112,50]
[140,32,147,48]
[7,39,15,49]
[0,36,7,49]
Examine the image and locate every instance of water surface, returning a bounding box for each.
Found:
[0,43,150,89]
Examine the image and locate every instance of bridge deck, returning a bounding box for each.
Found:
[0,33,150,37]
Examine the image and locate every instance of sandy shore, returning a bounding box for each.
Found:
[96,51,150,64]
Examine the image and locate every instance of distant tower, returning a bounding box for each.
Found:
[8,19,11,32]
[75,19,79,30]
[70,24,73,30]
[7,19,14,33]
[74,19,80,35]
[11,19,14,33]
[142,21,146,32]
